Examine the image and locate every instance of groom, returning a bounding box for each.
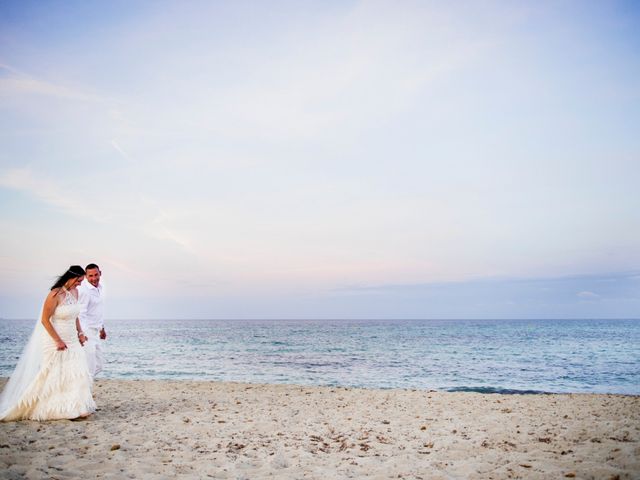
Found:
[78,263,106,380]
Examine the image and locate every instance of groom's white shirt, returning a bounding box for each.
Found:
[78,280,105,330]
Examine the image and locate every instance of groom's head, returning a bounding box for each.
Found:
[85,263,101,287]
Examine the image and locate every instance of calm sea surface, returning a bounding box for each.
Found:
[1,318,638,394]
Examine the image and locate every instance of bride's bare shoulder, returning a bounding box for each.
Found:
[46,288,65,303]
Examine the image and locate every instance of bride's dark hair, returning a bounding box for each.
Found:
[50,265,86,290]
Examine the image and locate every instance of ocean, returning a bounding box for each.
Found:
[1,318,638,394]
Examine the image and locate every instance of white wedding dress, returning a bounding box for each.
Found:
[0,289,96,421]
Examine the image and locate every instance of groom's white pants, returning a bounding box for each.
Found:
[84,327,104,379]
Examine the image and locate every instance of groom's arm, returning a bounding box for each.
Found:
[76,318,87,345]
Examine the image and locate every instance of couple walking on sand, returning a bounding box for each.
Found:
[0,264,106,421]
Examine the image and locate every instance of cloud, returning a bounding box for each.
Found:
[110,140,134,162]
[111,2,499,145]
[141,201,195,254]
[577,291,600,299]
[0,63,108,103]
[0,167,95,219]
[315,272,640,319]
[0,167,195,255]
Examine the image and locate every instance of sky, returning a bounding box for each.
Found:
[0,0,639,319]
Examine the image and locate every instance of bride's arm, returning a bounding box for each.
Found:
[41,290,67,351]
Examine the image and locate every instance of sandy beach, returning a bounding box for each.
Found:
[1,379,638,479]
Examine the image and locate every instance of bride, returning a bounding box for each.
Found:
[0,265,96,421]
